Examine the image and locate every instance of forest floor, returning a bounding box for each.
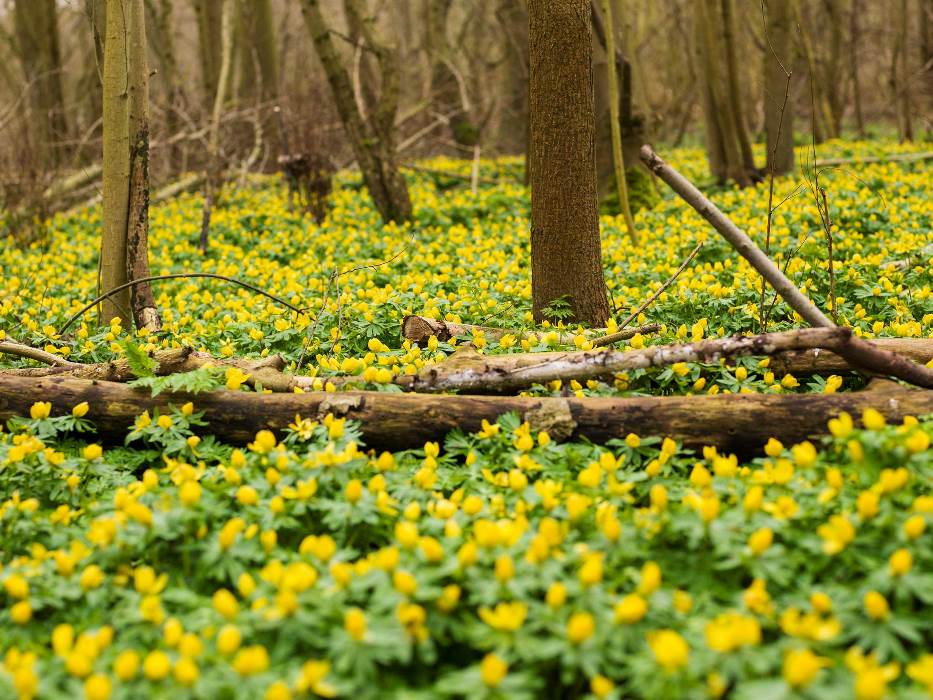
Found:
[1,140,933,698]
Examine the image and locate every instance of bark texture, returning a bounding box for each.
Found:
[2,375,932,454]
[529,0,610,326]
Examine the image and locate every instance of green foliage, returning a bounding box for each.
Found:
[129,365,226,396]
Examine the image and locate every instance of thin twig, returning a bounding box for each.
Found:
[60,273,308,335]
[592,242,703,347]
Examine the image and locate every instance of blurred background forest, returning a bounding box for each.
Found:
[0,0,931,236]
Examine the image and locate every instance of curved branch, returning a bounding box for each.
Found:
[0,341,80,368]
[59,273,308,335]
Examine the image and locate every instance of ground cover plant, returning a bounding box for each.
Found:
[1,141,933,698]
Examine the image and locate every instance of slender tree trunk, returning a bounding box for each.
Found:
[529,0,610,326]
[895,0,914,141]
[599,0,637,241]
[127,0,161,331]
[849,0,865,138]
[193,0,224,105]
[145,0,184,157]
[493,0,529,157]
[923,0,933,139]
[13,0,69,166]
[720,0,755,173]
[764,0,794,174]
[299,0,412,223]
[200,0,235,254]
[100,0,132,326]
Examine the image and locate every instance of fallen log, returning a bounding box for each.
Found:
[6,333,933,396]
[0,374,930,454]
[401,315,660,345]
[813,150,933,168]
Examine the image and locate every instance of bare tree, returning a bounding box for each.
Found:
[529,0,610,326]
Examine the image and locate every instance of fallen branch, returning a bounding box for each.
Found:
[0,341,79,368]
[593,242,703,347]
[394,327,933,394]
[813,150,933,168]
[1,374,930,454]
[401,315,660,346]
[640,145,833,328]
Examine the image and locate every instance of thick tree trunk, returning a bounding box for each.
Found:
[764,0,794,175]
[894,0,914,141]
[299,0,412,223]
[2,375,932,454]
[100,0,132,326]
[529,0,610,326]
[13,0,69,166]
[849,0,865,138]
[127,0,161,331]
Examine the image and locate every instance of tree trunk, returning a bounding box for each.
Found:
[894,0,914,141]
[126,0,161,331]
[3,374,933,455]
[299,0,412,223]
[529,0,610,326]
[493,0,529,157]
[694,0,753,186]
[849,0,865,138]
[922,0,932,139]
[596,0,638,241]
[13,0,69,166]
[764,0,794,175]
[719,0,755,174]
[200,0,235,254]
[193,0,224,105]
[145,0,185,158]
[100,0,132,326]
[237,0,278,101]
[425,0,477,147]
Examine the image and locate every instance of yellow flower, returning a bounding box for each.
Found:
[84,674,112,700]
[864,591,890,620]
[11,600,32,624]
[590,675,614,698]
[225,367,251,390]
[143,650,171,680]
[480,653,508,687]
[478,601,527,631]
[748,527,773,556]
[889,548,913,576]
[828,412,853,438]
[566,611,595,644]
[4,574,29,599]
[232,646,270,676]
[862,408,886,430]
[783,648,828,688]
[80,565,105,591]
[212,588,239,619]
[345,607,367,640]
[29,401,52,419]
[174,657,199,686]
[236,485,259,506]
[647,629,689,671]
[179,480,201,506]
[72,402,90,418]
[113,650,140,680]
[614,593,648,624]
[216,625,242,655]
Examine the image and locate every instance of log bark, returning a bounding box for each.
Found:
[2,375,931,454]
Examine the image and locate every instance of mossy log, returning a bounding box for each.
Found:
[1,374,931,453]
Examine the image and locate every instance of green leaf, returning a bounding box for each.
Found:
[128,366,224,396]
[120,338,159,378]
